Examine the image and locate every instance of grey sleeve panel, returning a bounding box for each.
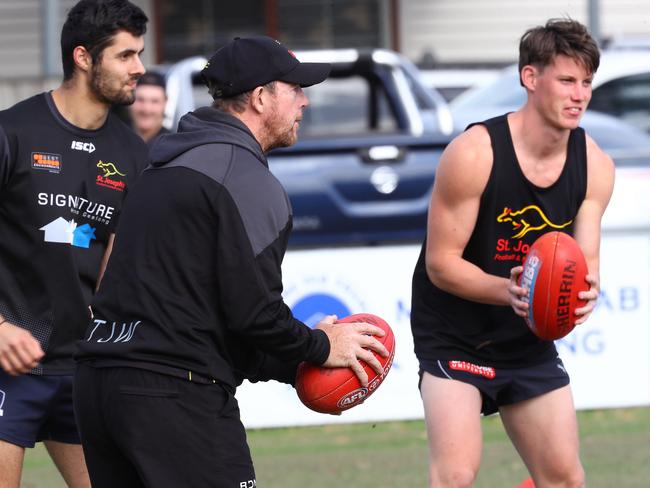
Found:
[156,143,291,257]
[224,149,292,257]
[157,143,233,182]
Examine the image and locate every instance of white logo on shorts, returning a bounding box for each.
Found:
[0,389,5,416]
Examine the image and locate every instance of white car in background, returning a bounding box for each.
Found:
[451,49,650,134]
[419,68,500,102]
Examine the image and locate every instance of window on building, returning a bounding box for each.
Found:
[158,0,266,61]
[156,0,389,63]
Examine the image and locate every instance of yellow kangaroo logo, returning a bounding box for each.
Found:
[97,160,125,178]
[497,205,572,238]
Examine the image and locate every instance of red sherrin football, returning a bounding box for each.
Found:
[519,231,589,340]
[295,313,395,415]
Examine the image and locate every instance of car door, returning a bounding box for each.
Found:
[589,71,650,133]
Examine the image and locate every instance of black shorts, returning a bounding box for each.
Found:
[419,356,570,415]
[0,370,80,447]
[74,364,256,488]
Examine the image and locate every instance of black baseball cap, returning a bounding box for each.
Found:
[201,35,331,98]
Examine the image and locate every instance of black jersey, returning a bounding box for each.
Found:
[0,92,147,374]
[411,114,588,367]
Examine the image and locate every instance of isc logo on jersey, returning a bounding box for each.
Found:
[71,141,95,153]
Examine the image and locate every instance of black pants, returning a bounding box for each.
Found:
[74,364,256,488]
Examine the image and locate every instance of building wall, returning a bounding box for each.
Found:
[400,0,650,66]
[0,0,43,79]
[2,0,650,109]
[601,0,650,39]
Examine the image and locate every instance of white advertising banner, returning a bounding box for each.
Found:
[237,244,423,428]
[557,233,650,409]
[237,234,650,429]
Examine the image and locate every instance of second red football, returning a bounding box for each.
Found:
[295,313,395,414]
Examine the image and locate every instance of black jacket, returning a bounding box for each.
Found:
[75,107,330,387]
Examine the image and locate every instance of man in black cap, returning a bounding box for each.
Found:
[73,36,389,487]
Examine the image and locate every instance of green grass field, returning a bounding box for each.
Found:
[21,406,650,487]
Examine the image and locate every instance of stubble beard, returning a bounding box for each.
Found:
[264,109,298,152]
[266,128,297,151]
[90,62,137,106]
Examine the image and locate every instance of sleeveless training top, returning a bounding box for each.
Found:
[410,114,588,367]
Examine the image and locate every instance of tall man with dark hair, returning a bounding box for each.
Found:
[74,36,388,487]
[0,1,148,486]
[411,19,614,487]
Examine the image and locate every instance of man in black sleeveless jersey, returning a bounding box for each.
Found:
[0,1,148,486]
[73,36,389,487]
[411,19,615,487]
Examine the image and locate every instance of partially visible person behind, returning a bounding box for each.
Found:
[129,70,169,147]
[410,18,614,487]
[0,1,148,487]
[73,36,389,488]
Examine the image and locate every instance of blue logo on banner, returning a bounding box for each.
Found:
[292,293,351,328]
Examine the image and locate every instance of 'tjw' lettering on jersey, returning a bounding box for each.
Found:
[86,319,142,343]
